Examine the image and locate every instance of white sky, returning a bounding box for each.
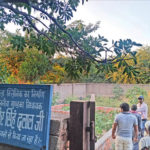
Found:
[5,0,150,46]
[68,0,150,46]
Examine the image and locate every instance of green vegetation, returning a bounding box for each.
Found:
[95,111,117,139]
[52,92,60,106]
[95,96,122,108]
[112,85,124,100]
[125,86,148,104]
[64,96,78,104]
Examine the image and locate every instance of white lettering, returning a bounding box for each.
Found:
[34,111,45,132]
[0,107,5,126]
[17,113,34,131]
[34,134,42,145]
[0,98,10,107]
[5,108,17,129]
[26,99,42,110]
[0,90,4,97]
[24,91,30,98]
[21,134,27,142]
[31,89,45,99]
[0,130,7,138]
[7,88,23,98]
[7,130,12,139]
[27,135,34,144]
[11,101,24,108]
[12,131,21,140]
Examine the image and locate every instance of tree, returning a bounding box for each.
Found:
[0,0,88,57]
[18,48,50,82]
[106,57,138,84]
[0,0,142,80]
[40,64,67,84]
[0,48,25,83]
[136,47,150,83]
[106,46,150,84]
[0,61,10,83]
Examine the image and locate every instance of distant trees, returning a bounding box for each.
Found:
[106,47,150,84]
[136,47,150,83]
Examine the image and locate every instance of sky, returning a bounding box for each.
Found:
[68,0,150,46]
[5,0,150,46]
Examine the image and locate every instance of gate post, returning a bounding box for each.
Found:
[70,98,95,150]
[90,94,96,150]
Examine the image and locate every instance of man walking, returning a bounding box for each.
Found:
[112,103,138,150]
[137,95,148,137]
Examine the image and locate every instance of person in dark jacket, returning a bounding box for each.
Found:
[131,104,142,150]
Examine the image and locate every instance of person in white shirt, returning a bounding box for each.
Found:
[139,121,150,150]
[137,95,148,137]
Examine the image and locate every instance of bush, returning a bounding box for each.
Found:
[18,48,49,82]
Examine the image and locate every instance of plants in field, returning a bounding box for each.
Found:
[113,85,124,100]
[95,111,117,139]
[125,86,147,104]
[62,106,70,111]
[95,96,122,108]
[63,96,78,104]
[52,92,60,106]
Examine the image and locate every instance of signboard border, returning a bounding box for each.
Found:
[0,84,53,150]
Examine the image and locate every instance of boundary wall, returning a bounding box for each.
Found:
[53,83,150,101]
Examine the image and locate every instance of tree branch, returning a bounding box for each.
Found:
[0,0,29,3]
[29,3,103,63]
[0,3,68,48]
[0,1,132,65]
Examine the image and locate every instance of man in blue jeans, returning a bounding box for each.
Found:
[137,95,148,137]
[112,103,138,150]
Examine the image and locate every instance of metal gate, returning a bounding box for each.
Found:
[69,95,96,150]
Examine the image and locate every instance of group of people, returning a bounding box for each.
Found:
[112,95,149,150]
